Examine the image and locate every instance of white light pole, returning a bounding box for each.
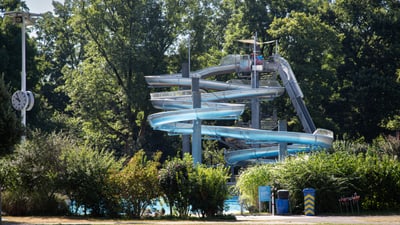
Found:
[5,11,41,140]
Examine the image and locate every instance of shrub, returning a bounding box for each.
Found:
[190,165,230,217]
[2,131,70,216]
[158,153,194,218]
[355,153,400,210]
[276,152,358,213]
[60,145,123,217]
[234,164,275,211]
[1,189,68,216]
[235,139,400,214]
[115,150,162,218]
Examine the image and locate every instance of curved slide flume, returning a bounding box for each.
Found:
[145,55,333,165]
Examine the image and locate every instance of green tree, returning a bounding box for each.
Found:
[202,140,226,166]
[173,0,230,70]
[33,0,86,133]
[62,47,127,152]
[330,0,400,140]
[223,0,329,52]
[268,12,343,132]
[58,0,186,156]
[222,0,249,53]
[0,1,42,133]
[115,150,162,218]
[0,75,22,155]
[0,0,32,91]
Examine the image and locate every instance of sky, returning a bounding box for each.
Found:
[24,0,64,14]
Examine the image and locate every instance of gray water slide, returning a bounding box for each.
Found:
[145,55,333,164]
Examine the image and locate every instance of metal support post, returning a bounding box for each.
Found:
[251,32,260,129]
[21,15,26,133]
[192,77,202,164]
[181,63,190,155]
[278,120,288,161]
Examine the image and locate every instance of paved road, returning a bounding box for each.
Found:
[236,215,400,224]
[3,215,400,224]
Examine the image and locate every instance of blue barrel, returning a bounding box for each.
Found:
[303,188,316,216]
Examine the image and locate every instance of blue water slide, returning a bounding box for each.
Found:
[145,55,333,165]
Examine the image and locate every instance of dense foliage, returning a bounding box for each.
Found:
[0,132,231,218]
[1,0,400,218]
[2,0,400,156]
[2,131,71,215]
[235,139,400,213]
[3,130,399,216]
[158,153,194,217]
[59,143,123,216]
[190,165,230,217]
[115,150,162,218]
[0,75,21,155]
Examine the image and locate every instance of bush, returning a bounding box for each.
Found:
[235,139,400,214]
[158,153,194,218]
[355,154,400,210]
[1,131,71,216]
[276,152,358,213]
[234,164,275,211]
[190,165,230,217]
[158,154,231,218]
[2,189,68,216]
[60,145,123,217]
[115,150,162,218]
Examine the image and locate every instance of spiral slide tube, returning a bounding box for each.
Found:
[145,56,333,165]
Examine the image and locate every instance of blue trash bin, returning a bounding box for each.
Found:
[303,188,316,216]
[276,189,289,214]
[276,199,289,214]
